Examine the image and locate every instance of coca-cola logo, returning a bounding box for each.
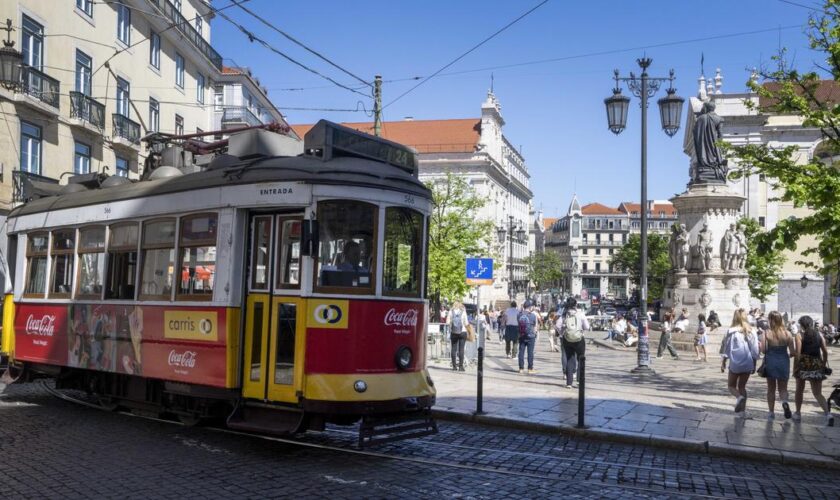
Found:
[384,308,418,327]
[168,350,197,368]
[26,314,56,336]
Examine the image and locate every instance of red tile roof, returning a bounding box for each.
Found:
[618,202,677,216]
[291,118,481,153]
[759,80,840,110]
[542,217,558,230]
[581,203,622,215]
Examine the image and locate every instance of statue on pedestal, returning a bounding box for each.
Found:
[668,224,679,269]
[691,101,728,184]
[734,224,748,270]
[720,223,735,271]
[676,224,690,271]
[695,223,714,271]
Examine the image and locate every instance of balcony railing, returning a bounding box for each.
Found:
[21,66,60,109]
[220,106,263,127]
[13,170,59,204]
[146,0,223,70]
[70,91,106,128]
[112,114,141,144]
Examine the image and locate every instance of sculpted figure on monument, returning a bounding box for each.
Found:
[692,101,728,184]
[696,223,714,271]
[735,224,748,270]
[676,224,690,271]
[668,224,679,269]
[720,223,735,271]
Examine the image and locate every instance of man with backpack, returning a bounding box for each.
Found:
[447,301,468,371]
[559,297,589,388]
[518,300,539,374]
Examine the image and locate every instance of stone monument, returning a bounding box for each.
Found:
[662,85,750,334]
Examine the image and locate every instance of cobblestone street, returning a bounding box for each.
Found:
[1,381,838,499]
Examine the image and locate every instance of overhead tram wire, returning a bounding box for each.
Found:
[207,5,371,99]
[380,24,805,87]
[382,0,550,110]
[228,0,371,88]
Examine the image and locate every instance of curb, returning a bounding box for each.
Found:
[431,408,840,470]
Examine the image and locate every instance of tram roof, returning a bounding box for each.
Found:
[10,155,432,218]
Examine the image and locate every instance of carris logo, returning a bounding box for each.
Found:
[168,350,197,368]
[384,308,418,327]
[26,314,56,336]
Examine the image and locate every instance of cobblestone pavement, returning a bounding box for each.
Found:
[1,382,838,499]
[429,329,840,464]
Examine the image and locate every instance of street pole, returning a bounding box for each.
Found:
[475,285,484,414]
[373,75,382,137]
[635,59,653,374]
[509,215,515,300]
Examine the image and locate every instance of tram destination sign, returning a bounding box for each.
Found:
[303,120,418,175]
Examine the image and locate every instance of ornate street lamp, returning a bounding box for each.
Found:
[516,226,526,241]
[604,58,683,375]
[801,273,809,289]
[496,225,506,243]
[0,19,22,91]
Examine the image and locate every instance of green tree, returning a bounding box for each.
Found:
[525,251,564,292]
[739,217,785,302]
[724,1,840,276]
[611,233,670,300]
[426,172,494,316]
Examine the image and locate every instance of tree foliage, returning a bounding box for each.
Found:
[739,217,786,302]
[724,0,840,274]
[611,233,670,300]
[426,172,494,309]
[525,251,564,292]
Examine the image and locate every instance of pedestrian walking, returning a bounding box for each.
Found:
[560,297,589,388]
[547,311,561,352]
[517,301,539,374]
[503,301,520,358]
[694,313,708,362]
[447,301,467,371]
[656,312,680,359]
[721,308,760,416]
[793,315,834,426]
[761,311,795,420]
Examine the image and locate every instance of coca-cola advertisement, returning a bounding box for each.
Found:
[14,303,229,388]
[306,300,427,374]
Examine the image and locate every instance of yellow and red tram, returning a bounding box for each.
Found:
[0,120,436,442]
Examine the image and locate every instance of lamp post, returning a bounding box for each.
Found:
[498,216,526,300]
[0,19,23,91]
[604,58,684,374]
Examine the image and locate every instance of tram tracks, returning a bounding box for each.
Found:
[36,381,785,499]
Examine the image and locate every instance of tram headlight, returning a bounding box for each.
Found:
[395,346,412,370]
[353,380,367,393]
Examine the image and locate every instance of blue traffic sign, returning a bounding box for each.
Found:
[466,258,494,285]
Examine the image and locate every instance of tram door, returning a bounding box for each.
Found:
[242,214,305,403]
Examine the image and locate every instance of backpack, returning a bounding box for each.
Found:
[518,312,530,338]
[564,313,583,343]
[725,328,755,365]
[451,310,464,333]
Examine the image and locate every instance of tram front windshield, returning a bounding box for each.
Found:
[317,200,375,289]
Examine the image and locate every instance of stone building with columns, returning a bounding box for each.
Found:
[292,91,534,307]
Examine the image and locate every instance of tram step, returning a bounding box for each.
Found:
[358,410,438,448]
[227,404,305,435]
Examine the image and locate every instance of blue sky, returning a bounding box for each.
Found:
[211,0,820,217]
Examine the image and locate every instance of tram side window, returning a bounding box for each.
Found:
[25,232,49,296]
[383,207,423,297]
[77,226,105,298]
[275,218,301,289]
[106,223,138,300]
[49,229,76,297]
[178,213,217,300]
[316,200,376,291]
[140,219,176,300]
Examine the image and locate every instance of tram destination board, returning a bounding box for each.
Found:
[304,120,418,175]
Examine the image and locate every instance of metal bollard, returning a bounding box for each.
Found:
[577,355,586,428]
[476,346,484,414]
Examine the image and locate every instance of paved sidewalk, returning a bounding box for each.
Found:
[429,330,840,469]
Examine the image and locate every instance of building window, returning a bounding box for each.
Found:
[759,174,766,182]
[609,249,614,255]
[77,226,105,298]
[175,114,184,135]
[20,121,42,174]
[195,16,203,37]
[596,248,601,255]
[140,218,176,300]
[75,50,92,95]
[148,98,159,132]
[178,213,218,299]
[759,216,766,227]
[115,156,129,177]
[582,248,587,255]
[214,86,223,110]
[196,74,205,103]
[175,53,184,88]
[117,3,131,44]
[174,0,182,10]
[595,263,601,272]
[106,223,138,300]
[50,229,75,298]
[76,0,93,17]
[74,141,91,174]
[21,16,44,69]
[149,31,160,69]
[582,263,588,272]
[25,233,49,296]
[116,77,130,117]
